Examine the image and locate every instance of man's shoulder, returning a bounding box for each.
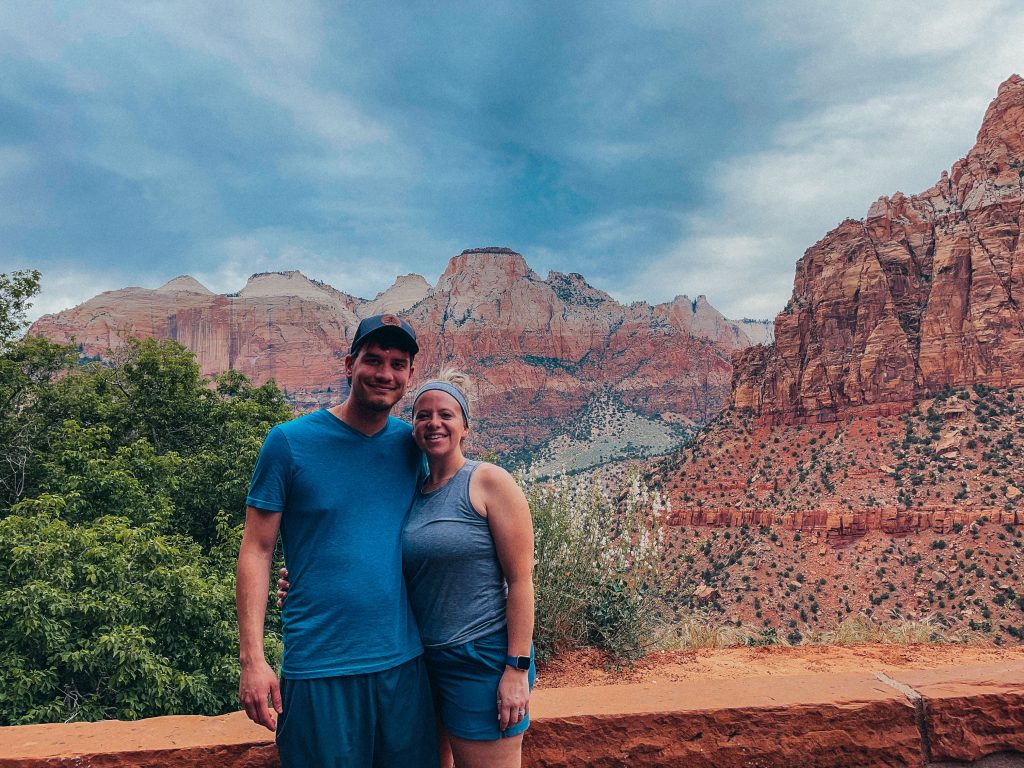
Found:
[273,409,331,436]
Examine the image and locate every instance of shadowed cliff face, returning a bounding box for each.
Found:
[733,75,1024,425]
[29,250,761,454]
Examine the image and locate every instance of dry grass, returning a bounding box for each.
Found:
[657,611,990,651]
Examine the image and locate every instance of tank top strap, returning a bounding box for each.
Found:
[458,459,481,517]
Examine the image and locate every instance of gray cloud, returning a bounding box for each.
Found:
[625,0,1024,318]
[1,1,1021,325]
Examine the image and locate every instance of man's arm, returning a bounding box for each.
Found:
[237,505,283,730]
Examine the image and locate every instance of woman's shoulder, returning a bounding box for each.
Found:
[469,462,526,503]
[471,460,514,485]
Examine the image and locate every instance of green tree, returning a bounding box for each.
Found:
[0,495,249,724]
[0,270,42,352]
[17,336,291,544]
[0,272,292,724]
[0,272,77,508]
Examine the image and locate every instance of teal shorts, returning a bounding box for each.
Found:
[276,655,438,767]
[424,628,537,741]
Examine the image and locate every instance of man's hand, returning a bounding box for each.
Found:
[239,658,283,731]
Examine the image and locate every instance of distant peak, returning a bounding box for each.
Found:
[998,73,1023,95]
[364,273,432,316]
[248,270,305,281]
[156,275,213,294]
[392,273,430,287]
[546,270,614,306]
[441,247,533,282]
[974,73,1024,152]
[239,271,334,300]
[459,246,520,256]
[668,294,712,314]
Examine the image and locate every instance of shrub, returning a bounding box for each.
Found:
[527,470,672,662]
[0,496,262,725]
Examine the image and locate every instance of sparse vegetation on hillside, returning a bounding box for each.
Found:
[660,386,1024,518]
[659,517,1020,645]
[528,392,692,477]
[650,390,1024,646]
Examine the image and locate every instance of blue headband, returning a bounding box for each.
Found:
[413,381,470,426]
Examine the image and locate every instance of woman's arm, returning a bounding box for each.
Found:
[472,463,535,730]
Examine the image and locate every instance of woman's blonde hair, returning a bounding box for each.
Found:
[436,368,471,398]
[413,367,474,429]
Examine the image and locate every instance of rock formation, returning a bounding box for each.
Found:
[659,76,1024,546]
[30,248,760,454]
[733,74,1024,425]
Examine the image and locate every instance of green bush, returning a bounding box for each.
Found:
[0,496,267,725]
[0,275,291,724]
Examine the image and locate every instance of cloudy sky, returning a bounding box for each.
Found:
[2,1,1022,322]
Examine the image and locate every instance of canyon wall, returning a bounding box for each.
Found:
[31,248,756,453]
[732,75,1024,425]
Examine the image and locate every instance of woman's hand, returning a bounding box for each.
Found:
[496,667,531,731]
[276,567,289,608]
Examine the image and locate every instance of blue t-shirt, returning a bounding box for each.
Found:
[246,410,424,679]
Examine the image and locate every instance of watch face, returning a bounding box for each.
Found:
[514,656,530,670]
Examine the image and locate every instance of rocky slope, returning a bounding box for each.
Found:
[663,76,1024,515]
[653,78,1024,645]
[31,249,760,456]
[733,74,1024,425]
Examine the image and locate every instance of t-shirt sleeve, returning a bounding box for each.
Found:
[246,425,291,513]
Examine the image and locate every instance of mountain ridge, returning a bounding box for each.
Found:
[30,248,763,456]
[731,74,1024,425]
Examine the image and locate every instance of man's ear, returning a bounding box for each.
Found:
[344,353,355,377]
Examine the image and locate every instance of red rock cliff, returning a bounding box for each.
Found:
[733,75,1024,424]
[30,249,758,453]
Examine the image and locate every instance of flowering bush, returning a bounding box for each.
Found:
[525,469,673,661]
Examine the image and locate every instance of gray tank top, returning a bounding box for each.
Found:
[402,460,508,649]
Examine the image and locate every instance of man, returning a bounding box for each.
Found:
[237,314,438,767]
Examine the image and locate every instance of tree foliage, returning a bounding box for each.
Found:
[0,274,291,724]
[0,497,240,723]
[0,270,42,352]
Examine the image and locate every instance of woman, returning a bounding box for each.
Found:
[279,370,536,768]
[404,370,536,768]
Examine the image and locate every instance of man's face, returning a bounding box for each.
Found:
[344,341,414,413]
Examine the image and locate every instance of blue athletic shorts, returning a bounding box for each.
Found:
[276,655,438,768]
[424,628,537,741]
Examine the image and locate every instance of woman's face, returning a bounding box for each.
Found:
[412,389,469,457]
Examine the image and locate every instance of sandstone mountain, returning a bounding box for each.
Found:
[31,248,761,457]
[651,78,1024,648]
[661,75,1024,535]
[733,74,1024,424]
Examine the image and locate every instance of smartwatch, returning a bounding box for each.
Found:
[505,654,531,671]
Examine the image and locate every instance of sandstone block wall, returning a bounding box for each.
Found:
[2,660,1021,768]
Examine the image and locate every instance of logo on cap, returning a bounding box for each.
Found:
[380,314,401,327]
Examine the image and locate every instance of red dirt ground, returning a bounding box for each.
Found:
[537,642,1024,688]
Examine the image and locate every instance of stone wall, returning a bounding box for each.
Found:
[2,659,1022,768]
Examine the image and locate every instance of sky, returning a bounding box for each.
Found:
[2,1,1022,323]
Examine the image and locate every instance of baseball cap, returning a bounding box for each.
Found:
[350,314,419,355]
